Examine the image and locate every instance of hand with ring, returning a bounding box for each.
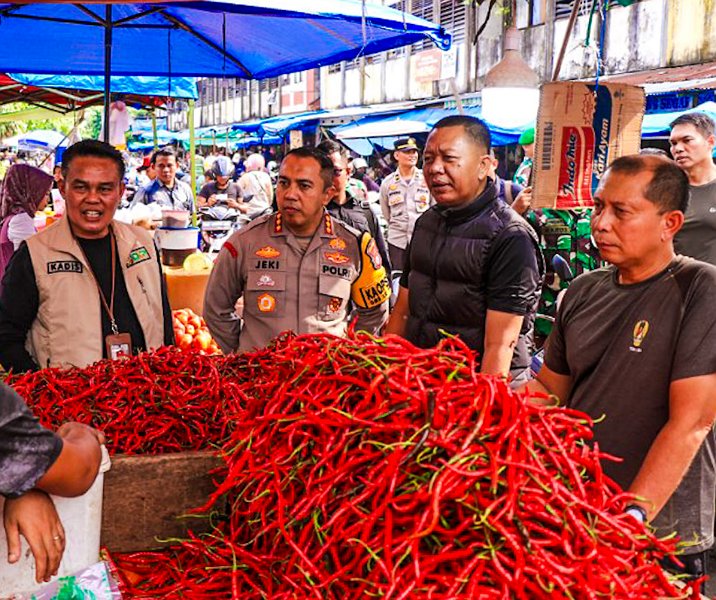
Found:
[3,490,65,583]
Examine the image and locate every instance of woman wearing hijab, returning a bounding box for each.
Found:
[0,164,53,285]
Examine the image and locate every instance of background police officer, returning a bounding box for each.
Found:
[379,138,433,272]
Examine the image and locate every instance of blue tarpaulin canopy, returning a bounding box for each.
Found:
[0,1,449,143]
[332,106,530,153]
[0,2,450,79]
[8,73,198,100]
[231,103,421,141]
[642,101,716,137]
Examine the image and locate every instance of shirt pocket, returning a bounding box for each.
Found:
[244,270,286,319]
[318,276,352,321]
[415,188,431,213]
[387,191,405,210]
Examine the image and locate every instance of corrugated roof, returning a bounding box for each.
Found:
[601,61,716,91]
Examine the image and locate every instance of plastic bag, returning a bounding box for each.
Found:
[18,562,122,600]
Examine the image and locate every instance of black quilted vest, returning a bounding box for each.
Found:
[405,181,543,372]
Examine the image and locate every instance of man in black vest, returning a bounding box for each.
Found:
[386,116,543,383]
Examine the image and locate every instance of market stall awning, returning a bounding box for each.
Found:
[231,103,421,140]
[0,73,197,113]
[331,105,530,151]
[642,101,716,137]
[601,61,716,91]
[0,2,451,79]
[9,73,198,100]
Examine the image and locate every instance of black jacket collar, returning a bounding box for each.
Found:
[434,178,499,226]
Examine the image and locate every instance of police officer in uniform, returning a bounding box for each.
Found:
[318,140,391,278]
[379,138,433,272]
[204,147,390,354]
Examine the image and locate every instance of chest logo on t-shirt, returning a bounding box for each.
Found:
[47,260,83,275]
[629,320,650,353]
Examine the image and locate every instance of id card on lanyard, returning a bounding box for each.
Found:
[75,227,133,358]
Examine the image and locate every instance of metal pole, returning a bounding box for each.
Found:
[152,109,159,150]
[189,99,198,227]
[552,0,582,82]
[103,5,113,143]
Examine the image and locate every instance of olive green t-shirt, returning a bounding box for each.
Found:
[674,177,716,265]
[545,256,716,552]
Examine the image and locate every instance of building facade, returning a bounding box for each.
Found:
[168,0,716,131]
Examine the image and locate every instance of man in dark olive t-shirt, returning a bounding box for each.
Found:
[521,154,716,587]
[670,112,716,264]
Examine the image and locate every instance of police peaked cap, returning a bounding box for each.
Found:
[394,138,419,152]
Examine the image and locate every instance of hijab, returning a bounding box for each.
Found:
[0,163,53,221]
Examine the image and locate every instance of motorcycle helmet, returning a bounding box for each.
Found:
[351,157,368,170]
[211,155,235,179]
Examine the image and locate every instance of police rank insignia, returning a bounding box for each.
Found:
[255,246,281,259]
[324,251,350,265]
[257,293,276,313]
[329,238,347,251]
[126,247,151,268]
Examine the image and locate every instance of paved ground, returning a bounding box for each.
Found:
[707,548,716,597]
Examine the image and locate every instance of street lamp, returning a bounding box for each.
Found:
[481,26,540,129]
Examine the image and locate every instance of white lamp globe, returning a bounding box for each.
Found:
[481,87,540,130]
[481,27,540,130]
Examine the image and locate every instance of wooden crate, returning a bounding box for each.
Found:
[101,451,223,552]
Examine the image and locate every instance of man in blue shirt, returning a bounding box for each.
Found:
[131,147,194,212]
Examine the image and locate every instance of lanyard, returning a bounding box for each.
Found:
[74,227,119,335]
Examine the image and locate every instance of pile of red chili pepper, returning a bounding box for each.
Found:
[113,332,698,599]
[7,346,247,455]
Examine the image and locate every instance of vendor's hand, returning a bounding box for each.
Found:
[4,490,65,583]
[56,421,106,446]
[207,195,218,207]
[511,186,532,216]
[227,198,242,210]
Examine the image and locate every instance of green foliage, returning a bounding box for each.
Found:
[83,108,103,140]
[0,104,103,142]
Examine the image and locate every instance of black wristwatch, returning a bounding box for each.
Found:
[625,504,648,523]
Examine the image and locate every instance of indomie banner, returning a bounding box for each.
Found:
[533,82,645,209]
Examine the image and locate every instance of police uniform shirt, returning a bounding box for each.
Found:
[379,168,432,250]
[204,212,390,354]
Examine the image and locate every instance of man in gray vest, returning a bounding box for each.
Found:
[386,116,543,383]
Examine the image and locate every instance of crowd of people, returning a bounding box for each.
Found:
[0,111,715,589]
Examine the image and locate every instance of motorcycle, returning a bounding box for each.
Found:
[199,204,244,254]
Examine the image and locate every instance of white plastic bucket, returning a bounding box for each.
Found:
[0,446,111,599]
